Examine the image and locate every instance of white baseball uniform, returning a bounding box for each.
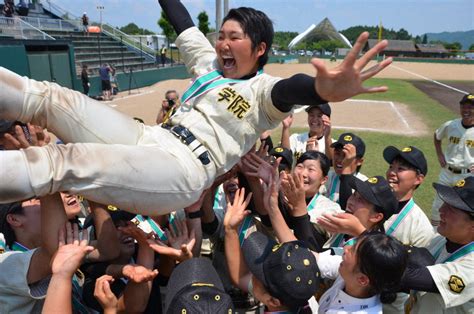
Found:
[306,193,343,238]
[431,119,474,222]
[411,235,474,313]
[382,199,436,314]
[289,132,332,160]
[0,26,290,214]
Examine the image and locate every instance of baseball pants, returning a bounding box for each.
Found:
[0,67,216,215]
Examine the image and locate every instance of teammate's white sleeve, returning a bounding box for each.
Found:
[315,250,342,280]
[435,120,451,141]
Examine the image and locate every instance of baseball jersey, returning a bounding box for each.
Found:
[383,199,435,247]
[0,250,49,313]
[173,27,289,176]
[321,170,368,204]
[289,132,333,160]
[318,277,382,314]
[412,236,474,313]
[435,118,474,169]
[306,193,343,237]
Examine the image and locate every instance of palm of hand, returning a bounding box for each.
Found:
[123,265,152,283]
[168,232,190,250]
[52,244,88,275]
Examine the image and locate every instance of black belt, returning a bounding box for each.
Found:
[447,166,470,174]
[162,124,211,165]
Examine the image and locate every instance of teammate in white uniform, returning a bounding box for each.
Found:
[431,93,474,226]
[322,133,367,209]
[0,0,393,215]
[405,177,474,313]
[281,103,334,161]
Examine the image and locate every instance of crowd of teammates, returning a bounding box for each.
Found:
[0,0,473,312]
[0,91,472,313]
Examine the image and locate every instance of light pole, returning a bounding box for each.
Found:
[96,5,104,30]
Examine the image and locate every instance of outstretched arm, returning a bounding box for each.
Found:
[158,0,195,35]
[272,32,391,112]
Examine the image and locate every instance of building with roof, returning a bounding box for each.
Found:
[416,43,449,58]
[366,39,417,57]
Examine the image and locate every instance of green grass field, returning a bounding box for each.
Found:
[271,78,459,215]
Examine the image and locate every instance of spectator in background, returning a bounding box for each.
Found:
[2,0,14,22]
[156,90,179,125]
[109,65,119,96]
[160,44,167,67]
[81,12,89,35]
[81,64,90,96]
[17,0,29,17]
[99,64,112,101]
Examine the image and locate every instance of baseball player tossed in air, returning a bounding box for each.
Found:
[431,93,474,226]
[0,0,393,215]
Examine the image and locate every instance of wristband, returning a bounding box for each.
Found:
[186,210,203,219]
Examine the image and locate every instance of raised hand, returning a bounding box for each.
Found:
[118,222,153,247]
[322,114,331,138]
[282,114,294,129]
[2,123,51,149]
[121,264,159,283]
[262,169,280,215]
[94,275,118,313]
[312,32,392,102]
[280,171,306,216]
[223,187,253,230]
[316,212,366,236]
[51,222,94,278]
[240,152,280,185]
[147,219,196,262]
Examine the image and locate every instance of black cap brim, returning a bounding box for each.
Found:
[165,258,226,313]
[433,183,472,213]
[349,176,380,207]
[383,146,427,175]
[242,231,276,288]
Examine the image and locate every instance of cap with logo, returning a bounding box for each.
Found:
[82,205,136,229]
[331,133,366,158]
[269,146,293,170]
[433,177,474,214]
[165,257,233,314]
[383,145,428,176]
[460,93,474,105]
[242,231,320,310]
[305,103,331,117]
[349,176,398,221]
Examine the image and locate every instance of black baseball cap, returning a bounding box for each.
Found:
[269,146,293,170]
[242,231,320,309]
[460,93,474,105]
[349,176,398,220]
[433,177,474,214]
[165,257,233,314]
[83,205,136,229]
[305,103,331,117]
[331,133,366,158]
[383,146,428,176]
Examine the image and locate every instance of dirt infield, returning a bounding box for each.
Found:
[109,60,473,135]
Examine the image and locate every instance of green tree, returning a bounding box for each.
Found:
[158,11,176,41]
[468,43,474,51]
[197,11,210,35]
[444,42,462,52]
[119,23,155,35]
[422,34,428,44]
[395,28,411,40]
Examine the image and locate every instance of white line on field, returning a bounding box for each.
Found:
[391,65,469,94]
[346,99,411,131]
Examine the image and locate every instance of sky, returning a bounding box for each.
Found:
[55,0,473,36]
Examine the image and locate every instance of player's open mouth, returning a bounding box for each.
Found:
[335,163,343,170]
[66,198,77,206]
[223,57,236,69]
[388,178,398,188]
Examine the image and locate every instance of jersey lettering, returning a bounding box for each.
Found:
[218,87,251,119]
[449,136,460,144]
[465,139,474,148]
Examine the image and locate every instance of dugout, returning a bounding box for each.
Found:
[0,39,77,89]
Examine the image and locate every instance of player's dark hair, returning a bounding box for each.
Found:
[296,151,330,176]
[223,7,274,69]
[356,232,407,304]
[0,202,23,248]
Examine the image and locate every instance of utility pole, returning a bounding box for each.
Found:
[215,0,222,32]
[223,0,229,16]
[97,5,104,30]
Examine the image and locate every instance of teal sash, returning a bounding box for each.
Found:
[433,241,474,263]
[238,216,253,247]
[307,193,320,212]
[329,176,339,202]
[136,214,175,241]
[330,234,357,248]
[386,198,415,235]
